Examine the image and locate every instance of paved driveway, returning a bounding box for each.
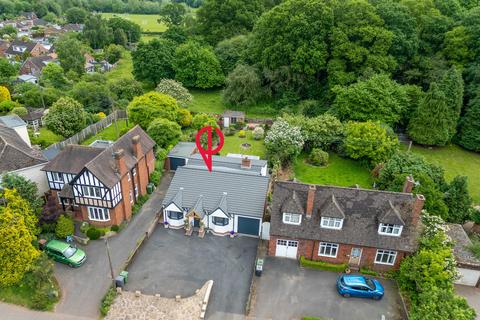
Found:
[125,228,258,320]
[252,257,405,320]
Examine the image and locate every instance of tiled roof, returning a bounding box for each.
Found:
[222,110,245,117]
[41,145,103,174]
[167,142,196,158]
[0,115,26,128]
[446,223,480,269]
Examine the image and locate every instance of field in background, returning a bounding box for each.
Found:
[100,13,167,33]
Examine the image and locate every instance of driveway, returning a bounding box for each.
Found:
[125,228,258,320]
[252,257,405,320]
[52,173,173,318]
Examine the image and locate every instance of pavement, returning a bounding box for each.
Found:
[0,173,173,320]
[251,257,405,320]
[456,284,480,320]
[125,228,259,320]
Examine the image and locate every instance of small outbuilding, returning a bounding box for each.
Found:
[447,223,480,287]
[222,110,245,128]
[166,142,197,171]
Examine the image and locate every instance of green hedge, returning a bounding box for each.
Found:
[299,256,347,273]
[100,287,117,316]
[359,267,378,277]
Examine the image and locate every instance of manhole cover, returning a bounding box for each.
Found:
[241,143,251,148]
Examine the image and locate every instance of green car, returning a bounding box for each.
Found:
[44,240,87,267]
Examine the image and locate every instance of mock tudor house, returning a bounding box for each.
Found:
[41,126,155,226]
[269,178,425,271]
[162,154,269,237]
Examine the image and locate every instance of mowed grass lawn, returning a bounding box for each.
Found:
[100,13,167,33]
[221,131,266,158]
[82,119,132,145]
[106,51,134,81]
[294,153,374,189]
[409,144,480,204]
[29,127,64,148]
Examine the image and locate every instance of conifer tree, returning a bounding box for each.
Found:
[439,66,464,139]
[458,92,480,152]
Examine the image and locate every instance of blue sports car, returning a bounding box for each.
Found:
[336,274,384,300]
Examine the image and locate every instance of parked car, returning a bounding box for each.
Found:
[44,240,86,267]
[336,274,384,300]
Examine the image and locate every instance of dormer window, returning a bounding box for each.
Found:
[321,217,343,230]
[283,212,302,225]
[378,223,403,236]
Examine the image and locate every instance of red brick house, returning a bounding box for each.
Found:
[268,179,425,271]
[41,126,155,227]
[20,55,54,76]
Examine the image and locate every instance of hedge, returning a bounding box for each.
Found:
[299,256,347,273]
[359,267,379,277]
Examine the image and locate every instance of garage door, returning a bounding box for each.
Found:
[169,157,186,171]
[275,239,298,259]
[237,216,260,236]
[455,268,480,286]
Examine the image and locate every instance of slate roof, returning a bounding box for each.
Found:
[0,115,26,128]
[167,142,196,158]
[22,55,53,72]
[270,181,421,252]
[188,154,267,175]
[0,124,47,172]
[222,110,245,118]
[162,166,269,218]
[21,108,45,121]
[41,145,103,174]
[4,40,37,55]
[189,194,206,218]
[446,224,480,269]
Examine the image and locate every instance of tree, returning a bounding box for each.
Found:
[215,35,248,74]
[439,66,464,140]
[458,93,480,152]
[191,113,218,130]
[443,26,474,67]
[250,0,333,77]
[413,173,449,219]
[265,119,304,165]
[155,79,193,107]
[70,81,113,113]
[445,176,473,223]
[196,0,264,44]
[408,83,451,146]
[223,64,262,106]
[0,85,11,102]
[55,215,74,239]
[0,173,41,212]
[40,63,69,90]
[13,83,61,108]
[107,17,142,44]
[113,28,127,47]
[132,39,175,86]
[127,92,179,129]
[159,3,186,26]
[56,33,85,75]
[11,106,27,117]
[343,121,399,166]
[44,97,86,137]
[0,189,40,286]
[65,7,88,23]
[104,44,123,64]
[108,78,143,102]
[332,74,409,126]
[147,118,182,148]
[0,100,21,115]
[173,41,224,88]
[83,15,113,49]
[0,57,18,83]
[176,108,192,127]
[411,288,476,320]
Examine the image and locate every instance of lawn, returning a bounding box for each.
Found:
[409,144,480,204]
[82,119,132,145]
[100,13,167,33]
[293,153,374,189]
[29,127,64,148]
[220,131,266,158]
[106,51,134,81]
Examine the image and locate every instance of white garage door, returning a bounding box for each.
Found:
[275,239,298,259]
[455,268,480,286]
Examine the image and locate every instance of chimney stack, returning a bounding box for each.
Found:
[241,157,251,169]
[412,194,425,225]
[113,149,126,175]
[403,175,415,193]
[132,135,142,159]
[306,185,316,219]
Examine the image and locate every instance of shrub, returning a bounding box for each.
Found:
[100,287,117,316]
[11,106,28,116]
[79,222,90,234]
[155,79,193,107]
[223,64,263,106]
[0,100,22,114]
[23,253,59,310]
[238,130,246,138]
[308,148,329,166]
[468,235,480,259]
[0,85,11,102]
[86,227,101,240]
[147,118,182,149]
[300,256,347,272]
[110,225,120,232]
[150,170,161,186]
[177,108,192,127]
[265,119,304,165]
[223,127,236,136]
[55,215,74,239]
[359,267,379,277]
[253,126,264,140]
[127,92,179,129]
[41,222,56,234]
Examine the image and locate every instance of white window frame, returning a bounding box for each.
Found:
[129,190,133,203]
[132,167,137,176]
[318,242,339,258]
[51,172,63,182]
[283,212,302,225]
[88,206,110,222]
[82,186,102,199]
[127,172,131,181]
[378,223,403,236]
[320,217,343,230]
[375,249,397,265]
[134,184,138,199]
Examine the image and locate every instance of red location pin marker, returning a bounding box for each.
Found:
[195,126,224,172]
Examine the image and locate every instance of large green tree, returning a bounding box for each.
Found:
[265,119,304,165]
[132,39,175,86]
[196,0,264,44]
[70,81,114,113]
[223,64,262,106]
[44,97,86,137]
[0,173,41,212]
[40,63,69,90]
[127,92,179,129]
[173,41,224,88]
[159,3,186,26]
[147,118,182,149]
[65,7,88,23]
[55,33,85,75]
[444,176,473,223]
[439,66,464,140]
[458,92,480,152]
[83,15,113,49]
[107,17,142,44]
[155,79,193,108]
[215,35,249,74]
[108,78,143,102]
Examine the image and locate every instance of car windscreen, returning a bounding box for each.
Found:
[63,246,77,258]
[365,278,375,290]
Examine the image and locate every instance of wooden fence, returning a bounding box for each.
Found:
[44,110,128,153]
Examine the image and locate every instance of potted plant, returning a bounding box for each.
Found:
[229,230,235,238]
[164,221,169,228]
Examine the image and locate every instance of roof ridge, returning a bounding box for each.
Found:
[180,165,269,178]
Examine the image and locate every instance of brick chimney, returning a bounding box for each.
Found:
[132,135,142,159]
[241,157,251,169]
[412,194,425,225]
[306,185,316,219]
[403,175,415,193]
[113,149,127,175]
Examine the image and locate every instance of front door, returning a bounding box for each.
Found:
[349,247,363,266]
[194,218,200,228]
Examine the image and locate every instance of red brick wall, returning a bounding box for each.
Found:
[268,235,407,271]
[80,206,122,227]
[145,149,155,175]
[136,156,148,196]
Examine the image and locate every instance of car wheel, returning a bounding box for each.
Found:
[343,293,350,298]
[69,263,74,268]
[373,295,382,300]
